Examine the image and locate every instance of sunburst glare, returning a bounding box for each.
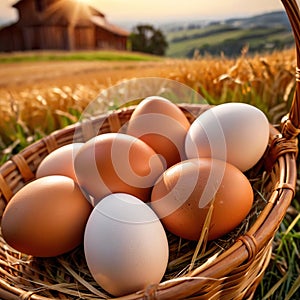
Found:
[42,0,94,26]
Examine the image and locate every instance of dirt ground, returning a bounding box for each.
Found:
[0,60,173,91]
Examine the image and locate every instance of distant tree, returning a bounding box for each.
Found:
[129,24,168,56]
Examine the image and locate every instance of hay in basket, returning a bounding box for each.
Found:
[0,0,299,299]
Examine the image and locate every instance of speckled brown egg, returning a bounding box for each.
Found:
[151,158,253,241]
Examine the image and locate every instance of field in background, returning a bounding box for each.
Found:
[166,25,294,58]
[0,48,299,299]
[165,11,294,58]
[0,48,297,154]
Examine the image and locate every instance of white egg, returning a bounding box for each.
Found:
[185,102,269,172]
[84,193,169,297]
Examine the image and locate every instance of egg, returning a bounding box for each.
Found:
[36,143,84,182]
[126,96,190,168]
[185,102,270,171]
[1,175,92,257]
[74,133,165,205]
[84,193,169,297]
[151,158,253,241]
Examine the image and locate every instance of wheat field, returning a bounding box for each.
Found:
[0,48,297,158]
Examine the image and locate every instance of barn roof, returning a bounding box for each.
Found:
[90,16,129,37]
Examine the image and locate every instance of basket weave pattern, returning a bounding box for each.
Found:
[0,0,299,299]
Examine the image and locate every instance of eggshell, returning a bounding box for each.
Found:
[36,143,84,182]
[1,175,92,257]
[126,96,190,168]
[84,193,169,296]
[185,102,270,171]
[151,158,253,241]
[74,133,165,205]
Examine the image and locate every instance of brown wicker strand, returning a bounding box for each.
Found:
[11,155,35,182]
[274,181,296,197]
[280,0,300,139]
[108,111,122,133]
[0,174,13,203]
[281,116,300,140]
[237,234,258,262]
[43,135,59,154]
[81,119,97,142]
[264,132,298,170]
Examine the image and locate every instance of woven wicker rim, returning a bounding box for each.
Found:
[0,0,299,299]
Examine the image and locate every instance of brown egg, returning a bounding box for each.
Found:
[151,158,253,241]
[1,175,92,257]
[74,133,165,205]
[126,96,190,168]
[36,143,84,182]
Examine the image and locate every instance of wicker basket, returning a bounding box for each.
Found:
[0,0,299,299]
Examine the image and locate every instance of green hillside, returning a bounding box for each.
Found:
[165,11,294,58]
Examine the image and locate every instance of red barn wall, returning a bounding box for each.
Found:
[0,0,128,52]
[96,28,127,50]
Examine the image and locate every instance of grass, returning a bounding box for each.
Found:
[255,197,300,300]
[0,48,299,299]
[0,50,163,63]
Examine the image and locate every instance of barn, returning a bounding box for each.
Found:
[0,0,130,52]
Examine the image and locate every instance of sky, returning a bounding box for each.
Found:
[0,0,287,27]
